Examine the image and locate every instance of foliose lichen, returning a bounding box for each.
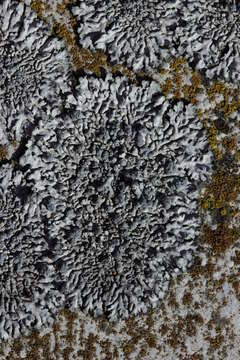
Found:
[0,0,72,159]
[71,0,179,72]
[0,164,64,339]
[21,73,213,320]
[177,0,240,83]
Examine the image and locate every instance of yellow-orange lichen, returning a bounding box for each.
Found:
[30,0,44,17]
[0,146,7,160]
[202,119,222,160]
[202,225,240,254]
[201,170,240,211]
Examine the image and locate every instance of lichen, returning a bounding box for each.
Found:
[0,164,64,339]
[177,0,240,83]
[20,73,213,320]
[71,0,180,72]
[0,0,72,159]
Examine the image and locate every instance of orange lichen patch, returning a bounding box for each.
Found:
[207,81,227,102]
[222,136,236,153]
[182,72,203,104]
[182,291,193,306]
[156,59,205,105]
[21,330,51,360]
[230,279,239,296]
[52,20,109,75]
[7,338,23,360]
[167,313,203,349]
[100,339,119,360]
[201,118,222,160]
[78,332,99,360]
[162,77,173,97]
[201,170,240,211]
[167,289,179,309]
[59,308,78,341]
[191,72,202,88]
[207,334,224,350]
[160,323,169,336]
[27,0,138,78]
[119,313,157,358]
[185,313,204,337]
[169,57,187,71]
[53,21,75,45]
[0,146,7,160]
[30,0,44,17]
[166,58,187,98]
[202,225,240,254]
[182,84,197,103]
[72,46,108,75]
[56,0,77,25]
[56,2,66,14]
[207,81,240,117]
[190,256,215,279]
[188,355,204,360]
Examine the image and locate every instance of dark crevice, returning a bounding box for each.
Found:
[0,117,41,173]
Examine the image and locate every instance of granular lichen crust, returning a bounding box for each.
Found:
[177,0,240,83]
[71,0,179,72]
[0,0,72,159]
[21,73,213,320]
[0,164,64,340]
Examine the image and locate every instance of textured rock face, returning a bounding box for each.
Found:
[177,0,240,82]
[0,164,64,339]
[71,0,179,71]
[0,0,221,339]
[0,0,71,159]
[21,74,213,320]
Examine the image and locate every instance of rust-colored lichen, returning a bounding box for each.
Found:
[0,146,7,160]
[202,225,240,254]
[30,0,44,17]
[182,291,193,306]
[202,119,222,160]
[201,170,240,212]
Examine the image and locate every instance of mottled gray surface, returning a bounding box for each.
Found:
[71,0,179,71]
[0,0,71,339]
[177,0,240,82]
[21,74,212,320]
[0,0,72,159]
[0,0,217,340]
[72,0,240,82]
[0,164,65,339]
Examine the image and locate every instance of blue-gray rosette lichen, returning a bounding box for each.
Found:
[21,74,213,320]
[0,0,72,159]
[177,0,240,82]
[71,0,179,71]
